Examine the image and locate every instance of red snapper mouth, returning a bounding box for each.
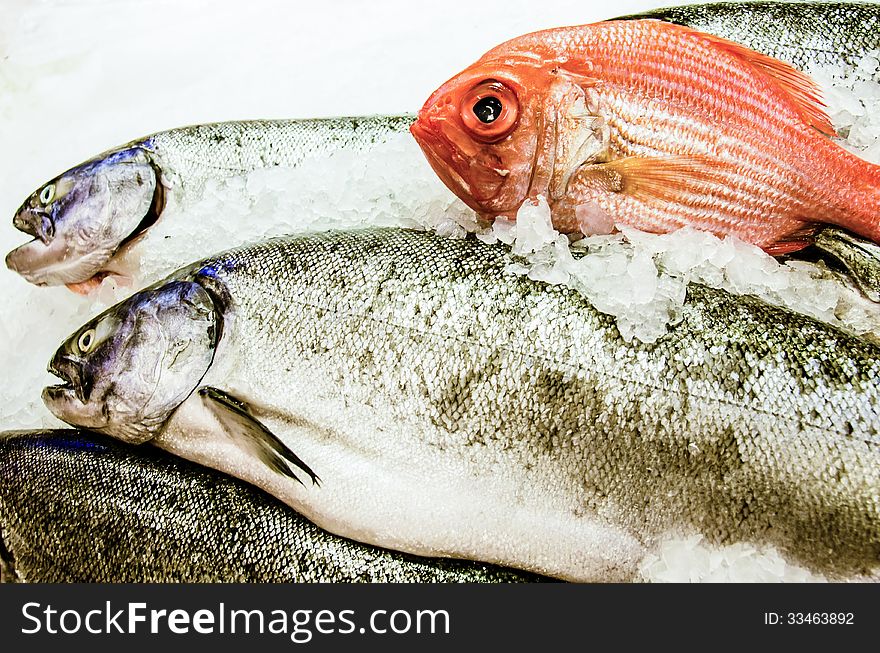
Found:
[410,118,507,212]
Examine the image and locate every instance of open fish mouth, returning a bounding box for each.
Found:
[12,207,53,244]
[42,383,79,415]
[45,353,88,405]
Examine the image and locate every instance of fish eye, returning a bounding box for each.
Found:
[473,96,503,124]
[77,328,96,353]
[460,80,519,143]
[39,184,55,205]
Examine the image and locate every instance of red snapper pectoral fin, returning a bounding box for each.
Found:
[564,156,821,252]
[552,155,730,234]
[567,155,732,202]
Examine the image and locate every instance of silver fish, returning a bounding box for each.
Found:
[6,116,413,289]
[43,229,880,581]
[814,227,880,302]
[621,2,880,80]
[0,429,540,583]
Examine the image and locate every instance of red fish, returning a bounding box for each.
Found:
[410,19,880,254]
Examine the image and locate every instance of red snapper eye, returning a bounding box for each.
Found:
[460,81,518,143]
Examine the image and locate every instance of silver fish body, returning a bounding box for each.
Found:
[7,115,414,287]
[0,429,540,583]
[45,229,880,581]
[622,2,880,80]
[141,116,415,186]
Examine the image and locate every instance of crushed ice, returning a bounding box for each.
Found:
[639,534,826,583]
[480,196,880,344]
[809,49,880,163]
[115,134,481,284]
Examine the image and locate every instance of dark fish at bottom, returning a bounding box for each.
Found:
[0,429,541,583]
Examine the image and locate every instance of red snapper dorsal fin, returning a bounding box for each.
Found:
[677,24,836,137]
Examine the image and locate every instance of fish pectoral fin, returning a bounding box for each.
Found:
[64,271,121,295]
[674,24,835,137]
[570,155,730,204]
[199,386,320,487]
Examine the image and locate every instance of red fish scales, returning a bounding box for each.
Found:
[414,19,880,248]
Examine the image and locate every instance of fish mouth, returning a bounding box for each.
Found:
[412,121,478,208]
[411,118,507,212]
[5,238,111,288]
[45,352,90,405]
[12,207,53,245]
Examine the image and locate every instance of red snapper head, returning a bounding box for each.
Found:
[412,57,571,219]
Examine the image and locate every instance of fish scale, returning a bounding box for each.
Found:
[516,21,861,237]
[56,228,874,581]
[624,2,880,82]
[0,429,542,582]
[144,116,415,185]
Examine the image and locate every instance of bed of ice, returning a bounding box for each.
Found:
[809,49,880,159]
[2,0,878,584]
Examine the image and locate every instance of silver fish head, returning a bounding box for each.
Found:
[6,146,163,287]
[43,280,217,443]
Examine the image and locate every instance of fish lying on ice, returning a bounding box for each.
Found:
[0,429,540,583]
[410,18,880,251]
[43,229,880,581]
[9,2,880,291]
[5,116,413,291]
[621,1,880,82]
